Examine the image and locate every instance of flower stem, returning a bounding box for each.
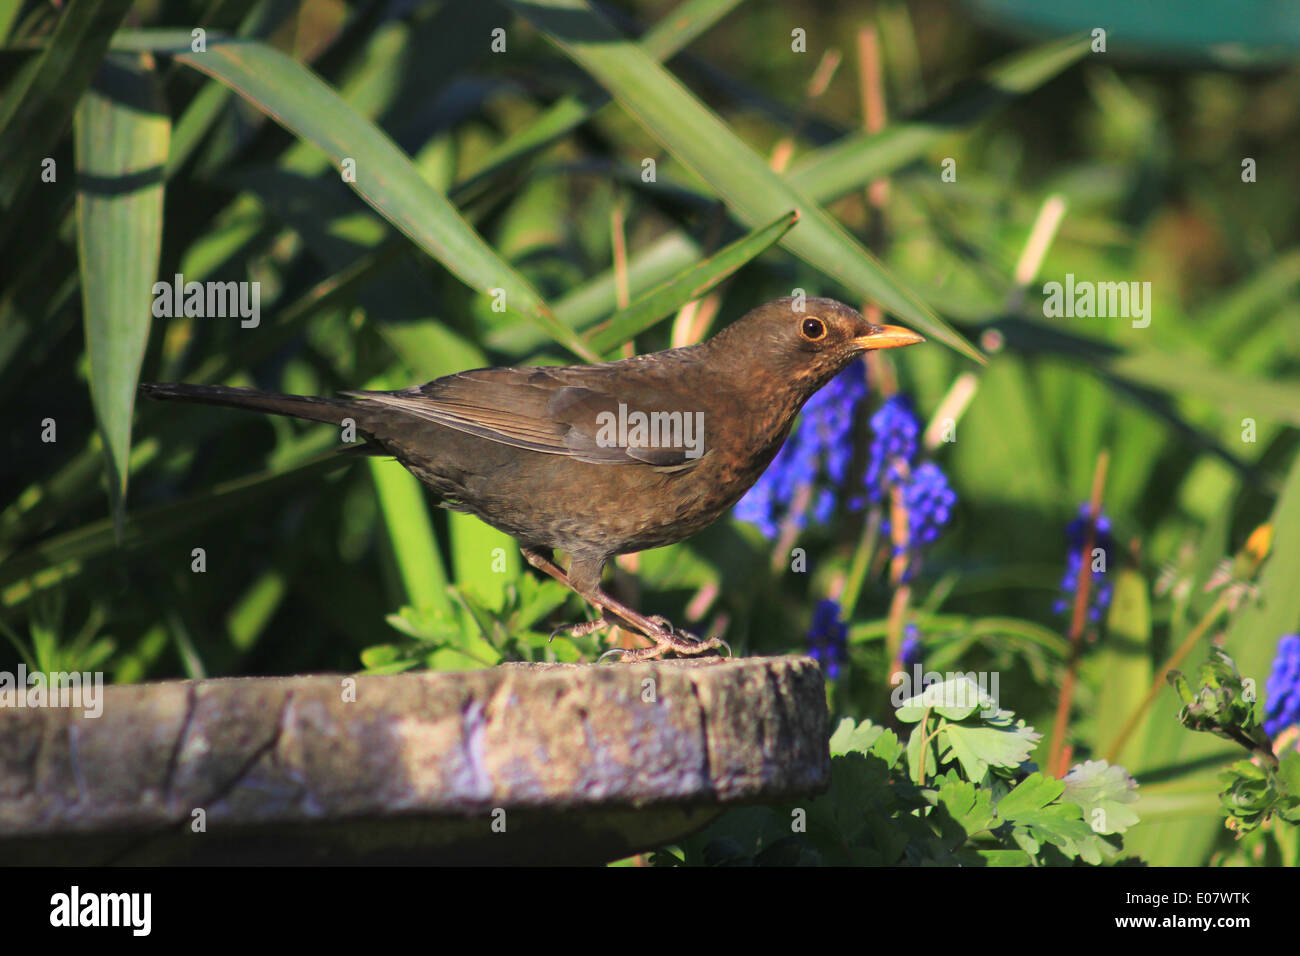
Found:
[886,583,911,675]
[1048,450,1109,777]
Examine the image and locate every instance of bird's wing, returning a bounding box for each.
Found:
[344,366,710,468]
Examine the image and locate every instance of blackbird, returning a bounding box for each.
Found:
[141,297,923,661]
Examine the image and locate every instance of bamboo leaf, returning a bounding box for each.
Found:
[586,209,798,353]
[115,31,597,362]
[0,0,134,216]
[458,0,744,200]
[75,53,170,536]
[1105,350,1300,428]
[490,34,1096,357]
[787,35,1092,198]
[993,316,1300,427]
[505,0,982,362]
[367,459,451,614]
[377,322,523,607]
[1089,569,1154,767]
[0,456,344,601]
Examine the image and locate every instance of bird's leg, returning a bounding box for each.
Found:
[523,548,728,661]
[519,546,571,584]
[592,598,732,663]
[520,547,609,643]
[549,618,609,642]
[563,555,730,663]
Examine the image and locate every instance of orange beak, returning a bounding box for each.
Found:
[853,324,926,351]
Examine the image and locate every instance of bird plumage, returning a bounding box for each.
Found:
[142,296,924,659]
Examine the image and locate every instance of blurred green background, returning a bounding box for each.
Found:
[1,0,1298,865]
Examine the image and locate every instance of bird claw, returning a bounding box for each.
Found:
[650,617,731,656]
[596,616,732,663]
[549,616,608,643]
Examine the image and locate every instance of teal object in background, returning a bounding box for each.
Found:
[961,0,1300,65]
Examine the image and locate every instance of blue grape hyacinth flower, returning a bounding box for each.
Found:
[892,462,956,559]
[736,381,955,578]
[900,623,923,670]
[864,395,920,504]
[1264,633,1300,739]
[865,396,956,568]
[807,599,849,680]
[1053,503,1115,622]
[734,361,867,537]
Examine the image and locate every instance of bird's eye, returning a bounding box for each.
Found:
[800,317,826,341]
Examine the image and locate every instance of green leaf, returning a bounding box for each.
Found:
[1216,757,1296,835]
[585,209,798,353]
[458,0,745,199]
[504,0,983,363]
[1062,759,1141,835]
[937,777,998,836]
[787,34,1092,200]
[998,772,1110,863]
[997,772,1064,819]
[1169,647,1267,744]
[1090,569,1154,761]
[360,644,403,668]
[384,605,461,644]
[225,570,287,653]
[895,675,996,721]
[0,0,134,216]
[871,729,904,770]
[367,458,450,615]
[164,2,290,178]
[0,1,22,43]
[940,721,1042,781]
[119,32,596,362]
[994,317,1300,428]
[829,716,884,757]
[0,455,344,599]
[975,849,1033,866]
[74,53,170,536]
[1279,749,1300,798]
[508,575,573,632]
[1020,805,1105,864]
[1105,350,1300,428]
[1200,249,1300,338]
[491,33,1092,357]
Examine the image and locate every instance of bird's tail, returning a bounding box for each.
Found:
[139,382,357,426]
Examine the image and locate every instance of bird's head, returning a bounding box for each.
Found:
[708,296,925,396]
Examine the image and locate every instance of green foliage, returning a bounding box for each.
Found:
[363,575,584,672]
[0,591,116,676]
[503,0,983,362]
[1217,753,1300,836]
[2,0,1298,867]
[75,53,169,536]
[585,209,798,354]
[658,696,1138,866]
[1169,648,1271,756]
[1170,648,1300,836]
[896,676,1042,782]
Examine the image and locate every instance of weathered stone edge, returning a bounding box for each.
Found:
[0,656,829,838]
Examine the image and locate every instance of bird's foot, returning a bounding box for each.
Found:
[548,616,609,643]
[597,617,731,663]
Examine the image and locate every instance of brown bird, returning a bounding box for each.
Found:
[141,297,923,661]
